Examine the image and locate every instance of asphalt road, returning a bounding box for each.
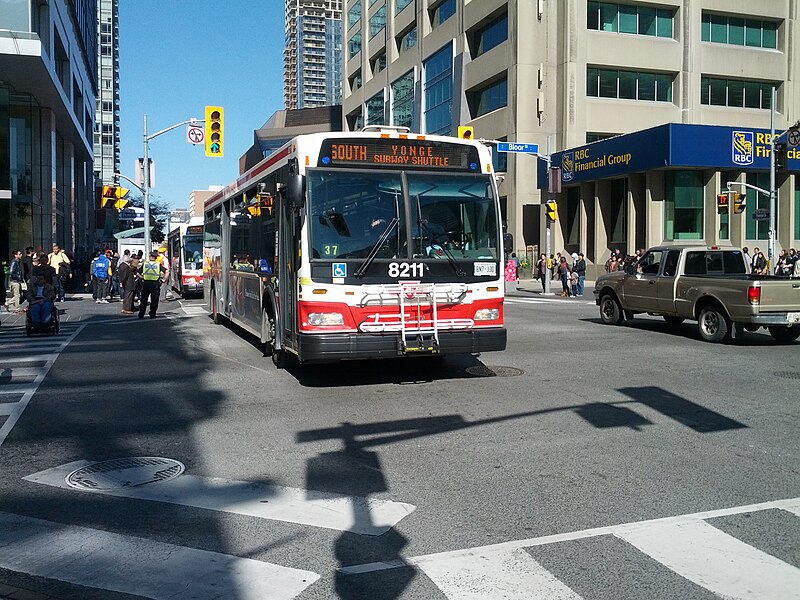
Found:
[0,288,798,599]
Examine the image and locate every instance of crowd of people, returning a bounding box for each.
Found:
[3,245,171,324]
[743,246,800,277]
[535,251,588,298]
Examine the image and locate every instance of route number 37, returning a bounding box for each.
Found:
[388,262,423,278]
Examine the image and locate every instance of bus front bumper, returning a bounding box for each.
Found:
[296,328,507,363]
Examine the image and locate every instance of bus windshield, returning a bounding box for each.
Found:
[308,170,498,261]
[183,235,203,269]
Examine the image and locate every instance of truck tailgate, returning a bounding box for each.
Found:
[757,279,800,313]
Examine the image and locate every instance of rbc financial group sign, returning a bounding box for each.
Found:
[537,123,800,188]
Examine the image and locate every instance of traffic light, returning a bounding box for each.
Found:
[205,106,224,157]
[774,142,787,171]
[101,185,116,207]
[546,200,558,222]
[717,193,729,214]
[457,126,474,140]
[733,192,746,214]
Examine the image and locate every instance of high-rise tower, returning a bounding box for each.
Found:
[95,0,120,185]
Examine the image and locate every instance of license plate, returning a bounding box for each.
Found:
[787,312,800,324]
[474,262,496,276]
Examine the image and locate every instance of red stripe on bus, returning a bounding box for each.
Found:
[205,146,292,210]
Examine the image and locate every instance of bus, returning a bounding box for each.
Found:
[167,217,204,297]
[204,126,506,367]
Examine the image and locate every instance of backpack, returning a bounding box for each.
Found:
[93,256,110,279]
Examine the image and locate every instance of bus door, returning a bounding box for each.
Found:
[277,194,301,353]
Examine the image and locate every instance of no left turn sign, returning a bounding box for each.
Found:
[187,126,204,145]
[787,127,800,148]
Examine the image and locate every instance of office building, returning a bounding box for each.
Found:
[342,0,799,276]
[94,0,119,187]
[0,0,97,259]
[285,0,344,109]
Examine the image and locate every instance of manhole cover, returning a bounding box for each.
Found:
[465,365,524,378]
[774,371,800,380]
[65,457,185,491]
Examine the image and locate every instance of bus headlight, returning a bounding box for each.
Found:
[473,308,499,321]
[307,312,345,326]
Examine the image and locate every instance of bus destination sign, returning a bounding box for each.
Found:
[186,225,203,234]
[319,138,480,172]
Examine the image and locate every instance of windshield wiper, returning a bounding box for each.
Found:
[415,196,465,278]
[354,217,399,278]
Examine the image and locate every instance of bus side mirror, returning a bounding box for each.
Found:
[286,173,305,209]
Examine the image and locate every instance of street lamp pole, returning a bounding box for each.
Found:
[768,87,776,271]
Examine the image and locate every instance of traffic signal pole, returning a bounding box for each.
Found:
[769,86,776,272]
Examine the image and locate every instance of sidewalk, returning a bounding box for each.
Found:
[508,278,597,299]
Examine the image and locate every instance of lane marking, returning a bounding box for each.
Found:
[0,511,318,600]
[339,497,800,574]
[419,548,583,600]
[26,460,416,536]
[616,519,800,600]
[0,324,85,447]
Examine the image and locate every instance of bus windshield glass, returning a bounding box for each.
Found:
[308,170,498,261]
[183,235,203,269]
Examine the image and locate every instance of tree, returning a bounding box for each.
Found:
[122,194,170,243]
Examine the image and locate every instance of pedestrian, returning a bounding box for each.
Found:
[21,247,34,284]
[90,251,111,303]
[776,249,791,276]
[138,250,166,319]
[117,255,138,314]
[510,252,520,283]
[7,250,24,312]
[157,246,171,302]
[31,254,56,285]
[109,251,120,300]
[570,267,579,297]
[794,250,800,278]
[742,247,751,269]
[751,248,767,275]
[537,253,548,292]
[558,257,571,297]
[26,273,56,325]
[48,243,71,302]
[574,252,587,296]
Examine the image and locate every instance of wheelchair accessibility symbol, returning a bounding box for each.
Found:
[332,262,347,278]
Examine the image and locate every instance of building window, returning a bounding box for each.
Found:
[586,132,618,143]
[347,1,361,28]
[371,50,387,74]
[746,172,774,240]
[609,179,627,243]
[430,0,456,28]
[467,76,507,118]
[346,110,364,131]
[396,0,412,15]
[588,2,673,38]
[348,32,362,58]
[701,14,778,49]
[391,71,414,129]
[349,70,362,92]
[665,171,704,241]
[370,4,386,38]
[700,77,775,109]
[424,44,453,135]
[587,68,673,102]
[470,12,508,58]
[366,92,385,125]
[397,25,417,53]
[566,187,581,246]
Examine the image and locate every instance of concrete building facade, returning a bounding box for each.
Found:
[0,0,98,259]
[285,0,344,109]
[341,0,799,274]
[94,0,119,186]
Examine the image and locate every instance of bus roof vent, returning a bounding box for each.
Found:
[360,125,412,134]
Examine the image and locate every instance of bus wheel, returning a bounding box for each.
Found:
[262,312,275,357]
[211,289,222,324]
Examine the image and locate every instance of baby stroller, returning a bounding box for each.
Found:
[25,302,60,336]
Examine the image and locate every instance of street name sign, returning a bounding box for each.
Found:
[753,208,770,220]
[497,142,539,154]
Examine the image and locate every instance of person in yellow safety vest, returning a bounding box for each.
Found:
[157,246,172,302]
[138,250,165,319]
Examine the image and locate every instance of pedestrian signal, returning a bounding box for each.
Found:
[774,142,787,172]
[546,200,558,222]
[101,185,116,207]
[717,193,729,215]
[457,126,474,140]
[733,192,746,214]
[205,106,224,157]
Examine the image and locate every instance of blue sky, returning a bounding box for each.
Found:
[118,1,286,209]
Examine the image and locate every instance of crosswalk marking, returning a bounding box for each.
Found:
[0,323,84,447]
[616,519,800,600]
[26,460,416,536]
[0,511,319,600]
[418,548,584,600]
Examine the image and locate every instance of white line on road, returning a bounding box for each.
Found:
[339,496,800,574]
[616,519,800,600]
[26,460,416,536]
[418,548,584,600]
[0,324,85,448]
[0,511,318,600]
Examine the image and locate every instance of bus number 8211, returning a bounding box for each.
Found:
[388,262,424,278]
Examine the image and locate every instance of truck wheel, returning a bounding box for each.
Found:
[697,305,731,342]
[663,316,685,326]
[599,294,624,325]
[768,325,800,344]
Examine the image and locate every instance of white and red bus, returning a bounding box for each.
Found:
[167,217,204,296]
[204,127,506,366]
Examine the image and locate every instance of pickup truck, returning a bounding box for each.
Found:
[594,246,800,343]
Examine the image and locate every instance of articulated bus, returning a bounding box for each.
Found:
[203,127,506,367]
[167,217,204,296]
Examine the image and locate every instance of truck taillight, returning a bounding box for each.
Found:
[747,286,761,305]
